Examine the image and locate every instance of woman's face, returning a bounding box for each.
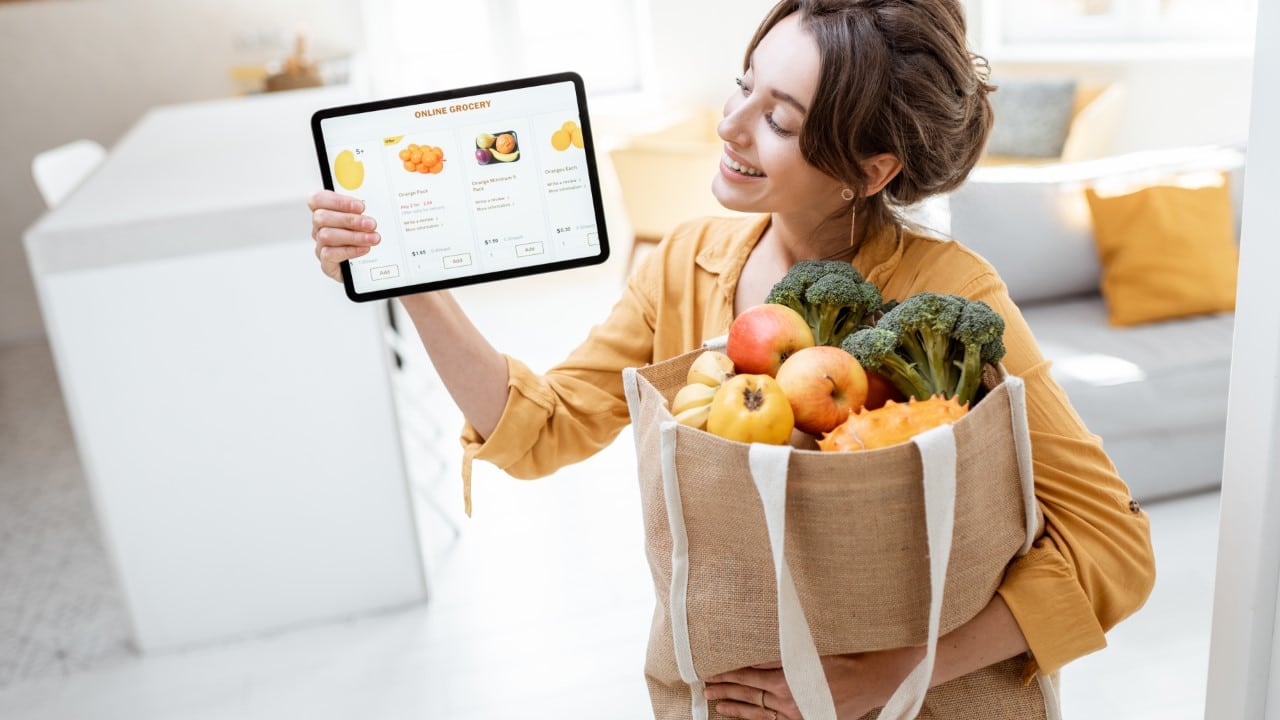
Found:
[712,13,847,221]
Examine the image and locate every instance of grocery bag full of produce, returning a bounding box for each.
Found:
[621,267,1062,719]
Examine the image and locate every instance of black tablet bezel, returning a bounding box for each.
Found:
[311,72,611,303]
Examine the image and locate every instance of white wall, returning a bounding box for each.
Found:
[1205,0,1280,714]
[0,0,362,345]
[645,0,778,109]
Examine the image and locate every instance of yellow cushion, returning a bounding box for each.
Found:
[1084,174,1238,327]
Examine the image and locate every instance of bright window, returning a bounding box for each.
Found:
[978,0,1258,57]
[361,0,646,97]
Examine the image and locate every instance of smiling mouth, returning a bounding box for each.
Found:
[723,153,764,177]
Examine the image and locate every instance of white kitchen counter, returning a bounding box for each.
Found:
[23,86,429,653]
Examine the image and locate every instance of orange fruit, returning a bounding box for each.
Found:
[416,162,429,172]
[495,133,516,154]
[561,121,577,133]
[408,144,419,151]
[551,130,571,151]
[403,161,415,171]
[429,163,443,174]
[570,128,584,149]
[399,149,411,161]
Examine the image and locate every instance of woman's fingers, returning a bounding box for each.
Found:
[705,666,801,719]
[308,190,364,215]
[704,681,763,706]
[315,225,380,249]
[311,208,377,238]
[712,700,790,719]
[318,244,372,265]
[316,244,371,282]
[308,190,377,283]
[704,683,796,719]
[706,668,774,688]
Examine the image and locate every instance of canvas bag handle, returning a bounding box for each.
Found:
[746,422,957,720]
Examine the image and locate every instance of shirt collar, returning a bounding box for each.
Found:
[695,214,771,277]
[693,213,905,287]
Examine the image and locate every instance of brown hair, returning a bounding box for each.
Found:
[745,0,995,249]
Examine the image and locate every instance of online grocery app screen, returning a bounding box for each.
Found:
[316,77,606,298]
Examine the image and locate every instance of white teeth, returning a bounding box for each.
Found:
[723,153,763,176]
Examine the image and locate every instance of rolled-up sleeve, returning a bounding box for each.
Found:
[458,256,663,514]
[960,271,1156,675]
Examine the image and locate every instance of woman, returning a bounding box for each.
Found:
[309,1,1155,717]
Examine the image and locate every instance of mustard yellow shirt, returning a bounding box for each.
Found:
[461,213,1155,676]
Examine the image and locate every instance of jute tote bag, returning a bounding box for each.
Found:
[621,343,1063,720]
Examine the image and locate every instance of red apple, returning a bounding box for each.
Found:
[775,346,869,435]
[727,303,815,376]
[863,369,907,411]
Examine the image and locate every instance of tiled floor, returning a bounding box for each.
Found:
[0,267,1221,718]
[0,341,133,689]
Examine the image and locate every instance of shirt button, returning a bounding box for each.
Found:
[1128,499,1141,514]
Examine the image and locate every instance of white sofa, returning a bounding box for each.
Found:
[940,145,1246,502]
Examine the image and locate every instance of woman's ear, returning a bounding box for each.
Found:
[861,153,903,196]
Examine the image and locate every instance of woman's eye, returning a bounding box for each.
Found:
[765,113,793,137]
[735,77,793,137]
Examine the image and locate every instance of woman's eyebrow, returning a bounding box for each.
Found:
[746,55,808,115]
[770,88,808,116]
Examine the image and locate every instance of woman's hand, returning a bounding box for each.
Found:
[703,646,925,720]
[308,190,380,283]
[703,595,1029,718]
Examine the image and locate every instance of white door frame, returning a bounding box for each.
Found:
[1205,1,1280,717]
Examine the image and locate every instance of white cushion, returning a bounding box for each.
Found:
[948,145,1246,305]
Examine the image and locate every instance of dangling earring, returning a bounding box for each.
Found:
[841,188,855,201]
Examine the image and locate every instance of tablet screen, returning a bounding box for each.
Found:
[312,73,610,302]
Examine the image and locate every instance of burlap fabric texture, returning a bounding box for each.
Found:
[621,345,1062,720]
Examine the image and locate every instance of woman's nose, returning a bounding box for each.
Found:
[717,103,749,149]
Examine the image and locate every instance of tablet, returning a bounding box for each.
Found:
[311,72,610,302]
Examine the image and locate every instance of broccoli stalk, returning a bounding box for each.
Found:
[883,294,965,396]
[765,260,883,347]
[841,325,934,400]
[841,292,1007,407]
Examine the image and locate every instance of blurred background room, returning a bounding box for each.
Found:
[1,0,1277,718]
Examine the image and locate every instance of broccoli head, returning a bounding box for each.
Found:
[950,300,1007,406]
[841,292,1007,407]
[765,260,882,347]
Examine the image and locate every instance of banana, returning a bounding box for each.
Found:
[674,403,713,429]
[489,148,520,162]
[672,382,718,415]
[686,350,735,387]
[671,382,720,430]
